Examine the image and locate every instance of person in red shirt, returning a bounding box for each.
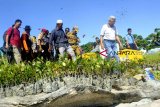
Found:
[21,25,32,62]
[6,19,22,64]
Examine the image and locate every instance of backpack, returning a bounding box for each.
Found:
[1,28,14,53]
[3,28,14,47]
[43,34,50,46]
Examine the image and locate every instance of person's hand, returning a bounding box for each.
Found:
[127,45,130,49]
[26,50,29,53]
[5,44,9,49]
[135,44,138,50]
[48,48,52,53]
[119,43,123,50]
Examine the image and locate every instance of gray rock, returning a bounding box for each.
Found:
[63,76,80,87]
[80,75,90,86]
[92,75,101,87]
[57,78,65,89]
[0,76,160,107]
[11,86,19,96]
[16,84,25,97]
[128,78,138,86]
[51,81,59,92]
[116,99,153,107]
[138,80,160,99]
[34,79,43,93]
[102,77,112,91]
[24,84,36,95]
[0,87,5,99]
[150,99,160,107]
[42,79,52,93]
[4,87,13,97]
[11,84,25,97]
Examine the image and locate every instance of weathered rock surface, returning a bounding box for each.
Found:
[0,76,160,107]
[116,99,160,107]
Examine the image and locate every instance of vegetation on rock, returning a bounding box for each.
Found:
[0,52,159,87]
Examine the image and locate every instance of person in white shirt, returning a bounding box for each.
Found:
[100,16,123,62]
[125,28,138,50]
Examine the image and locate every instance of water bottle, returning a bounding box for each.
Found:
[145,68,155,80]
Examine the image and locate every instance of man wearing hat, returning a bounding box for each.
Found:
[67,26,81,56]
[21,25,32,61]
[49,20,76,61]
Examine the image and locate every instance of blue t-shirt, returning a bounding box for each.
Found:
[125,34,135,44]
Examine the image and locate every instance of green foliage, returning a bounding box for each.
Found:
[81,42,94,53]
[0,56,148,87]
[143,53,160,65]
[154,71,160,80]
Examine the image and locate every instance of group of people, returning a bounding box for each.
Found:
[1,16,138,64]
[91,16,138,62]
[1,19,83,63]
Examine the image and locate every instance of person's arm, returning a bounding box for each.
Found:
[132,36,138,49]
[126,40,130,48]
[115,35,123,49]
[48,30,55,52]
[100,25,105,49]
[38,39,42,51]
[38,34,43,51]
[5,28,12,49]
[5,35,9,49]
[134,40,138,49]
[100,35,104,49]
[77,37,80,43]
[124,36,130,48]
[115,28,123,49]
[22,34,29,52]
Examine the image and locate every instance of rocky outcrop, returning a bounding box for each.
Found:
[0,75,112,98]
[0,75,160,107]
[116,98,160,107]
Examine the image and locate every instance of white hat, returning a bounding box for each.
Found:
[108,16,116,20]
[56,20,63,24]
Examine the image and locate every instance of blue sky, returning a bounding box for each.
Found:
[0,0,160,46]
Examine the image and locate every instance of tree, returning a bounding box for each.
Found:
[81,42,94,53]
[137,35,143,40]
[145,33,156,41]
[118,35,126,47]
[81,28,160,52]
[155,28,160,33]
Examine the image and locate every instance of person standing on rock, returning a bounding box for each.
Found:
[100,16,123,62]
[48,20,76,61]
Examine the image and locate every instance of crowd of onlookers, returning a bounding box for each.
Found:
[0,19,83,63]
[0,16,138,63]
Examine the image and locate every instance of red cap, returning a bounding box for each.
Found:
[42,29,49,35]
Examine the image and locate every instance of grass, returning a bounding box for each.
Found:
[144,52,160,64]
